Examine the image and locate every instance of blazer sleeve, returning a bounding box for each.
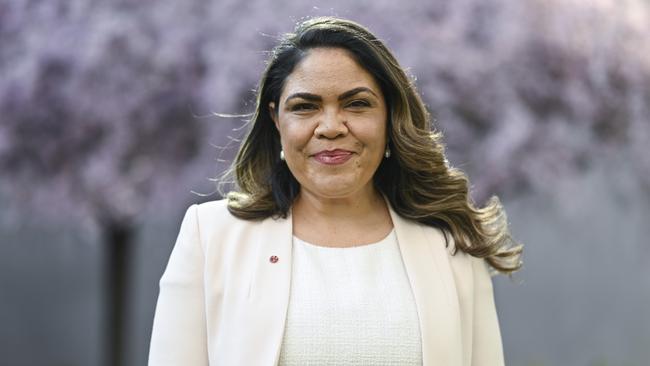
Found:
[148,204,209,366]
[471,257,505,366]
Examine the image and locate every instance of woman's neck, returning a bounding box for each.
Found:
[294,188,384,219]
[291,187,393,247]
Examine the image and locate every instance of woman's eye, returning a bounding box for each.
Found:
[346,100,371,108]
[291,103,318,112]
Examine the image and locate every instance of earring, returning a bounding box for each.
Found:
[384,145,391,159]
[280,150,285,161]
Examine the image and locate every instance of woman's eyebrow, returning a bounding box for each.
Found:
[284,92,322,104]
[284,87,378,104]
[338,87,378,101]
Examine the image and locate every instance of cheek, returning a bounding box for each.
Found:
[278,119,312,152]
[356,122,387,150]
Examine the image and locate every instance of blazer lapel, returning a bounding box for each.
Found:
[241,213,293,366]
[389,206,464,366]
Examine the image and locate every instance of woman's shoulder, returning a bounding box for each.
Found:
[194,198,230,219]
[418,222,493,280]
[188,198,270,236]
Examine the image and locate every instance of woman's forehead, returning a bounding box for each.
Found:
[280,48,382,101]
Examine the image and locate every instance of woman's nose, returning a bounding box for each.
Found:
[314,108,348,139]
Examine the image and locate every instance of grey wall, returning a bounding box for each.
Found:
[496,159,650,365]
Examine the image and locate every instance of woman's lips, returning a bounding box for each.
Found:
[312,149,354,165]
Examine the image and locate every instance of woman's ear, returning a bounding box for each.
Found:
[269,102,279,131]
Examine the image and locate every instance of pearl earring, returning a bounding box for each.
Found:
[280,150,285,161]
[384,145,391,158]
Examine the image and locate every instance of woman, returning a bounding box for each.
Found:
[149,16,522,366]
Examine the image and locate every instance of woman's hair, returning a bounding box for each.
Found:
[224,16,522,274]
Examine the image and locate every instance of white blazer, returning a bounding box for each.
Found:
[148,199,505,365]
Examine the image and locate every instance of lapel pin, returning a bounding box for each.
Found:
[269,255,279,263]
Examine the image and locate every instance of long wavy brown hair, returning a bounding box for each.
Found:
[223,16,522,274]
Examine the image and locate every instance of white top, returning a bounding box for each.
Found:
[278,229,423,366]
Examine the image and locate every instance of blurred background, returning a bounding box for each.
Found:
[1,0,648,365]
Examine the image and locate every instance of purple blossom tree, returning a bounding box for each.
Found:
[401,0,650,203]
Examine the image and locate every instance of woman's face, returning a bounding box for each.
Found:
[270,47,388,201]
